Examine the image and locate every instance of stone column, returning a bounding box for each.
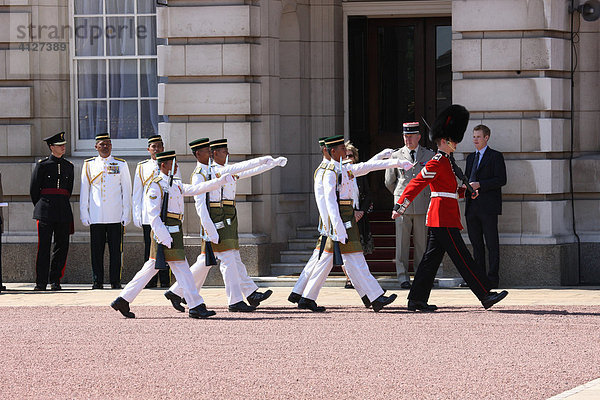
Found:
[452,0,600,285]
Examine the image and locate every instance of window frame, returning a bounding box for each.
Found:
[69,0,160,155]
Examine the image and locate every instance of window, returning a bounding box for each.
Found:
[71,0,164,151]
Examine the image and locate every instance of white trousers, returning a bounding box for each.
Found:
[233,250,259,297]
[291,247,320,295]
[120,258,204,309]
[302,252,384,302]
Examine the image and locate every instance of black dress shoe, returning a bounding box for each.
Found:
[111,283,122,289]
[228,301,256,312]
[0,285,6,291]
[288,292,301,304]
[344,280,354,289]
[482,290,508,309]
[459,282,469,288]
[361,295,371,308]
[164,290,185,312]
[110,297,135,318]
[50,283,62,291]
[371,294,397,312]
[189,303,216,319]
[92,283,103,290]
[247,289,273,307]
[297,297,326,312]
[407,299,438,312]
[400,280,412,289]
[33,285,46,291]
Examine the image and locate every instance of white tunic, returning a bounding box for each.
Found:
[313,158,330,234]
[145,172,231,247]
[132,158,181,226]
[80,155,132,225]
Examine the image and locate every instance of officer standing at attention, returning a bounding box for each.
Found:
[385,122,435,289]
[29,132,74,291]
[111,150,235,319]
[80,133,132,289]
[392,105,508,312]
[132,134,171,288]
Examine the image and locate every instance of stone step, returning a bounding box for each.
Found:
[288,238,318,251]
[253,276,464,289]
[296,226,319,239]
[271,263,306,276]
[280,250,313,263]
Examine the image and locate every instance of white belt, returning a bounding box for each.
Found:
[431,191,458,199]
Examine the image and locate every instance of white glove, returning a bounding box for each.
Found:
[275,156,288,167]
[376,148,394,159]
[219,173,236,184]
[162,236,173,249]
[337,230,348,245]
[133,216,142,228]
[81,217,90,227]
[398,160,414,171]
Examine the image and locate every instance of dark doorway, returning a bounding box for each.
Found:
[348,16,452,210]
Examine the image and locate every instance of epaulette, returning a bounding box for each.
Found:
[137,159,150,165]
[84,157,95,162]
[114,157,126,162]
[432,153,442,161]
[151,176,162,183]
[38,157,49,163]
[326,164,336,171]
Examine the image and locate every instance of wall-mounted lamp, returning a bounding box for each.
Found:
[569,0,600,21]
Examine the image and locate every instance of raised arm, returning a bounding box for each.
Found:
[182,173,235,197]
[348,158,412,178]
[218,156,273,175]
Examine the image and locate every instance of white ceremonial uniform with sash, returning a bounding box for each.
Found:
[119,172,231,309]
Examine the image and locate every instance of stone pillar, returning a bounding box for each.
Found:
[452,0,599,285]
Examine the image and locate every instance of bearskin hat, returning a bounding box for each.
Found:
[429,104,470,144]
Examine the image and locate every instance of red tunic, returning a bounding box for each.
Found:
[397,152,465,229]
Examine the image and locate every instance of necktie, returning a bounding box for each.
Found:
[410,150,415,163]
[469,151,480,182]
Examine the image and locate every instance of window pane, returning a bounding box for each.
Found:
[106,0,134,14]
[78,60,106,99]
[110,100,138,138]
[109,59,138,98]
[140,59,157,97]
[436,25,452,115]
[75,0,102,15]
[137,0,156,14]
[377,25,415,133]
[137,16,156,55]
[141,100,163,138]
[78,101,108,139]
[106,17,136,56]
[74,17,104,56]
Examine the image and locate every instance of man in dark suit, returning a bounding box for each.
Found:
[464,124,506,288]
[30,132,74,291]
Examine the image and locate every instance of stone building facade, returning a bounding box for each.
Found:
[0,0,598,286]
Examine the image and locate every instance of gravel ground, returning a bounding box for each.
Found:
[2,305,599,400]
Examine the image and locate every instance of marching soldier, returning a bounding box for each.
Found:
[391,105,508,311]
[111,150,235,319]
[29,132,74,291]
[165,139,284,313]
[297,135,412,312]
[80,133,132,289]
[132,134,171,288]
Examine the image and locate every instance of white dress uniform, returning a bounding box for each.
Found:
[80,155,132,287]
[301,156,413,303]
[292,148,394,298]
[119,171,233,309]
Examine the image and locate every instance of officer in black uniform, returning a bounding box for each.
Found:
[29,132,74,291]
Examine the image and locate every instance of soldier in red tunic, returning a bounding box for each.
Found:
[392,105,508,311]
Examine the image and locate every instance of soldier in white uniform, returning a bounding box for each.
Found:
[385,122,436,288]
[110,150,235,319]
[297,135,413,312]
[164,139,284,312]
[132,134,172,288]
[80,133,132,289]
[288,136,394,304]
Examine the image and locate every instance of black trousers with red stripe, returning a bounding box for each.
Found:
[35,220,70,287]
[408,227,492,303]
